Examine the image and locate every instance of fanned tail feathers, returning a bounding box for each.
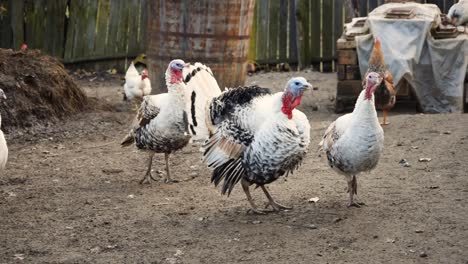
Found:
[183,63,222,141]
[211,158,245,196]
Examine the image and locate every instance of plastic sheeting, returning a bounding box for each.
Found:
[356,3,468,113]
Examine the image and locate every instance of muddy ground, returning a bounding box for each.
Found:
[1,70,467,264]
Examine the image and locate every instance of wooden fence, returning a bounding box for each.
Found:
[249,0,459,71]
[0,0,147,70]
[0,0,458,72]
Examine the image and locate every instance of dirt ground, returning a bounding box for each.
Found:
[1,70,467,264]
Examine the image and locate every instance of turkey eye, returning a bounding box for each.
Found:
[295,82,299,85]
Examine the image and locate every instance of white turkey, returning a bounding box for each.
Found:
[123,62,152,102]
[121,59,221,184]
[0,89,8,170]
[319,72,384,207]
[203,77,312,214]
[447,0,468,26]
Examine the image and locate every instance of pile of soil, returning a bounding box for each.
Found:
[0,48,89,132]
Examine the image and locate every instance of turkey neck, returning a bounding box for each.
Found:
[350,91,380,131]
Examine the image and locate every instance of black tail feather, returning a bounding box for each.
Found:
[211,158,245,196]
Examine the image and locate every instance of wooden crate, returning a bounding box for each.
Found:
[337,49,358,65]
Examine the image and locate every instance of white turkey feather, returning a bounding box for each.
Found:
[183,62,221,141]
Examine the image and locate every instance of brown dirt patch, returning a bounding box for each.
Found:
[0,49,89,132]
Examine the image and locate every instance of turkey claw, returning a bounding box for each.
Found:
[140,173,157,184]
[347,201,365,208]
[164,178,179,184]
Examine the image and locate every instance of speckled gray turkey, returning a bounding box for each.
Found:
[121,59,221,184]
[202,77,312,213]
[320,72,384,207]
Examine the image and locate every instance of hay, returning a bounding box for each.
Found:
[0,48,89,132]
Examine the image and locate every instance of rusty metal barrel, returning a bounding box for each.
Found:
[147,0,256,93]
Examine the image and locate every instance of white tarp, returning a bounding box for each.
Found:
[356,3,468,113]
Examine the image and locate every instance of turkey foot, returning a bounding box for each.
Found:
[381,110,390,126]
[261,185,292,211]
[140,172,158,184]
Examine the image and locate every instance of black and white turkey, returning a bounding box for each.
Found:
[121,59,221,184]
[203,77,312,213]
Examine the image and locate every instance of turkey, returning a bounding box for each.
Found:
[0,89,8,170]
[447,0,468,26]
[365,38,395,126]
[121,59,221,184]
[123,62,152,103]
[203,77,312,214]
[320,72,384,207]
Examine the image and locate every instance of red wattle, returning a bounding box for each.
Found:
[170,69,183,84]
[281,92,302,119]
[365,84,374,100]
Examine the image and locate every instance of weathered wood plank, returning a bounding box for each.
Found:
[268,0,279,61]
[334,0,344,51]
[10,0,24,49]
[257,0,269,62]
[248,0,257,61]
[127,0,140,55]
[288,0,298,63]
[359,0,368,16]
[43,0,68,57]
[322,0,334,71]
[309,0,320,65]
[337,49,358,65]
[0,0,12,48]
[368,0,379,12]
[94,0,111,56]
[278,0,288,61]
[138,0,148,52]
[296,0,310,68]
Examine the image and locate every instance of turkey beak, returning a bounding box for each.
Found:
[302,83,313,90]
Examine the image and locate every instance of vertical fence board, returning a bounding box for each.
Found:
[322,0,334,71]
[248,1,257,61]
[297,0,310,68]
[94,0,111,56]
[288,0,298,63]
[44,0,67,57]
[278,0,288,61]
[334,0,344,50]
[24,0,46,51]
[368,0,379,12]
[359,0,368,16]
[268,0,279,61]
[10,0,24,49]
[0,0,12,48]
[138,0,148,52]
[309,0,320,65]
[127,0,140,55]
[257,0,269,62]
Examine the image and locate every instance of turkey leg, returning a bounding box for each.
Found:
[261,185,292,211]
[241,179,268,214]
[347,175,364,207]
[164,153,177,183]
[140,152,157,184]
[381,110,390,125]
